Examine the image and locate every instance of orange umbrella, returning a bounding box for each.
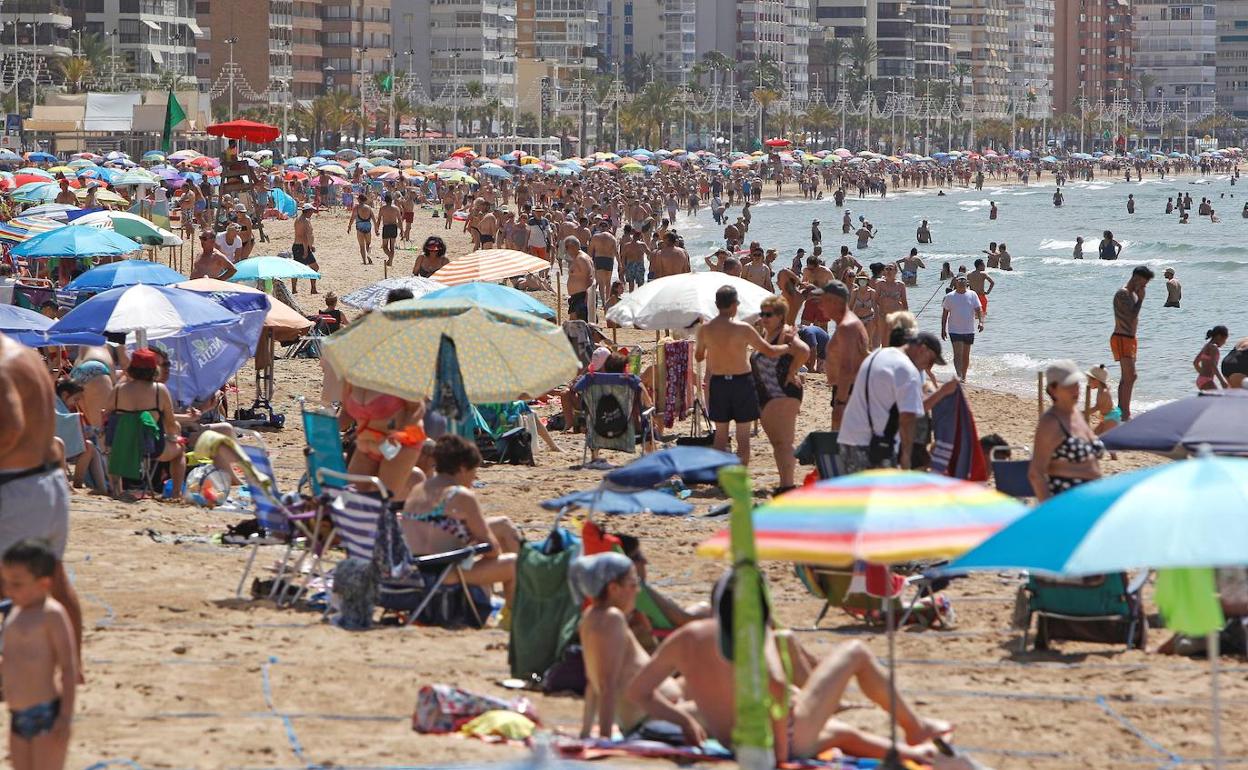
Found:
[429,249,551,287]
[175,278,313,342]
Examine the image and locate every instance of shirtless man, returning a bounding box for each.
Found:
[1163,268,1182,308]
[378,193,402,267]
[831,246,860,279]
[996,242,1013,271]
[564,236,594,321]
[1111,266,1154,421]
[627,572,952,764]
[916,219,932,244]
[800,257,837,330]
[0,333,83,680]
[724,218,744,251]
[742,251,773,290]
[54,178,76,206]
[651,232,690,279]
[819,280,870,429]
[399,190,416,241]
[291,204,319,295]
[589,222,620,311]
[855,221,875,250]
[695,286,787,464]
[477,205,500,251]
[897,248,926,287]
[189,230,238,280]
[619,227,649,291]
[968,259,995,315]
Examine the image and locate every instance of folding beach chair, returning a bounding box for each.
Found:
[1020,571,1149,651]
[575,372,655,468]
[795,431,841,480]
[235,444,327,606]
[302,405,347,496]
[990,445,1034,498]
[796,561,953,629]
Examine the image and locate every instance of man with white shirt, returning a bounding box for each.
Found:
[940,275,984,381]
[215,222,244,263]
[836,334,945,473]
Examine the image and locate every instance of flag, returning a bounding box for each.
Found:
[380,73,394,93]
[161,89,187,154]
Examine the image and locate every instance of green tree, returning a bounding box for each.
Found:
[848,37,877,97]
[57,58,92,93]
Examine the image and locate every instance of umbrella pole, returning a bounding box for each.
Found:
[882,592,905,770]
[1210,630,1223,769]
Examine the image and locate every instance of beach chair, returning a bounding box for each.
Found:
[575,372,655,468]
[509,526,582,682]
[235,444,327,605]
[795,431,841,480]
[990,445,1034,498]
[317,468,491,628]
[1020,571,1149,651]
[302,405,347,496]
[796,561,953,629]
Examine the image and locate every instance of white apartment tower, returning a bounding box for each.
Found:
[1006,0,1054,118]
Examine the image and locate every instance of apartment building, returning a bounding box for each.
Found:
[74,0,201,85]
[1053,0,1132,113]
[322,0,392,94]
[1006,0,1053,117]
[1133,0,1215,117]
[195,0,293,110]
[950,0,1009,118]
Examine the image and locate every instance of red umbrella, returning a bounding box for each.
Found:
[660,158,682,169]
[764,138,791,148]
[206,119,281,143]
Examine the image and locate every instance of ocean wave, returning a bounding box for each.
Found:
[1039,256,1171,268]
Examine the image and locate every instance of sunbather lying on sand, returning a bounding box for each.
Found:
[627,571,955,765]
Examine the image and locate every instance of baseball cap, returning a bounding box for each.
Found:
[912,332,946,366]
[954,274,969,284]
[588,345,611,372]
[1045,359,1085,388]
[820,279,850,300]
[130,348,159,369]
[301,203,315,211]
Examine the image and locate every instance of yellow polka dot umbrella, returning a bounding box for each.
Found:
[322,298,580,403]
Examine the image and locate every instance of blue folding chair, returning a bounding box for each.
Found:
[302,406,347,496]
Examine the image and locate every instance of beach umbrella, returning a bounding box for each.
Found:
[540,488,693,516]
[949,456,1248,767]
[27,151,57,163]
[65,259,185,293]
[1100,391,1248,457]
[21,203,80,219]
[12,225,142,261]
[339,276,446,311]
[428,249,550,287]
[659,158,682,169]
[606,446,740,487]
[0,304,105,348]
[176,277,312,342]
[322,298,579,403]
[10,181,60,203]
[227,256,320,283]
[0,215,65,245]
[422,281,555,320]
[167,149,201,161]
[317,163,347,176]
[0,148,22,162]
[763,138,791,148]
[206,119,281,143]
[605,272,773,330]
[74,211,182,246]
[699,470,1026,766]
[50,284,238,339]
[77,187,127,205]
[111,170,158,187]
[478,163,512,179]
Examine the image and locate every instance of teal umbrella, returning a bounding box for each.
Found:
[227,256,320,283]
[11,225,142,261]
[422,282,555,320]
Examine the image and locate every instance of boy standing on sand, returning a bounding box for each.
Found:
[2,539,77,770]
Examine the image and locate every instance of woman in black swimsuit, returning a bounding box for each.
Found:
[413,236,448,278]
[1029,360,1106,500]
[751,295,809,493]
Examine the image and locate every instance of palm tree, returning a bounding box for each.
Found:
[623,53,658,93]
[805,104,835,146]
[752,88,780,143]
[300,95,336,151]
[590,74,615,149]
[464,80,484,135]
[57,58,92,93]
[848,37,877,97]
[78,33,111,72]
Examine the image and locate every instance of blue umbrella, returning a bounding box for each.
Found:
[1101,392,1248,457]
[0,304,105,348]
[478,164,512,179]
[152,288,266,406]
[541,488,694,515]
[606,446,740,487]
[315,149,336,158]
[27,152,57,163]
[50,284,238,338]
[65,259,185,293]
[10,181,60,203]
[227,256,320,283]
[0,148,21,162]
[422,282,555,320]
[12,225,142,261]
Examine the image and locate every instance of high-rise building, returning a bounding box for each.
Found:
[0,2,73,64]
[322,0,392,95]
[426,0,516,127]
[1006,0,1053,118]
[950,0,1009,118]
[74,0,201,86]
[516,0,598,67]
[693,0,736,63]
[875,0,914,84]
[911,0,951,82]
[602,0,696,84]
[195,0,293,112]
[1052,0,1131,113]
[734,0,810,101]
[1132,1,1215,118]
[1217,0,1248,118]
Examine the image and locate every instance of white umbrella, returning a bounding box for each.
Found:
[606,272,774,330]
[75,210,183,247]
[339,276,446,310]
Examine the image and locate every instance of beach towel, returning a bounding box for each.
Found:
[1156,567,1225,637]
[434,334,473,431]
[929,384,987,481]
[413,684,536,734]
[663,340,690,428]
[105,410,161,480]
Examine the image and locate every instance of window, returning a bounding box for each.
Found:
[196,0,209,11]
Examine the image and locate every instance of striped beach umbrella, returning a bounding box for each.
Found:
[428,249,551,287]
[697,470,1026,567]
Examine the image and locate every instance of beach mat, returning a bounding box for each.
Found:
[551,737,932,768]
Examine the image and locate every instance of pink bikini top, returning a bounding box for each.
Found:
[343,392,405,423]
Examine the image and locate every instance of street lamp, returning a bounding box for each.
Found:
[224,36,239,120]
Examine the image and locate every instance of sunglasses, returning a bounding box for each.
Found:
[758,310,779,318]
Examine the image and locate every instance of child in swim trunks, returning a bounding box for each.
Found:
[1,538,77,770]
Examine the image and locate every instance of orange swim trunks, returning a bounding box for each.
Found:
[976,291,988,314]
[801,299,831,327]
[1110,333,1137,361]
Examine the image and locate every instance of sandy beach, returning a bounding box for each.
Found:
[55,195,1248,770]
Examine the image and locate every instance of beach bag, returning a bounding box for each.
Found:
[412,684,535,734]
[592,392,629,439]
[495,426,534,466]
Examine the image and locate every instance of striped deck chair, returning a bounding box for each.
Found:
[234,444,326,606]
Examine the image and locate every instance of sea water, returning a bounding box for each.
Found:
[676,174,1248,406]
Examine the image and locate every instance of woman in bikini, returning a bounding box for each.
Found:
[233,204,256,261]
[348,191,375,265]
[400,435,519,609]
[872,263,908,351]
[1029,360,1106,501]
[752,296,809,493]
[341,382,425,497]
[413,236,449,278]
[1193,325,1229,391]
[849,270,880,348]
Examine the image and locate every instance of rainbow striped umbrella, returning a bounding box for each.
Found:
[696,470,1026,567]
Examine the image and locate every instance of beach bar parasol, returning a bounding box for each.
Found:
[949,454,1248,768]
[206,119,281,143]
[428,249,551,287]
[323,298,579,403]
[698,470,1026,768]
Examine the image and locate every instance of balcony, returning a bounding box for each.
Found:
[0,1,72,28]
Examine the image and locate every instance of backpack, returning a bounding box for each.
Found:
[593,392,629,439]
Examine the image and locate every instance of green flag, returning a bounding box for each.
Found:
[381,73,394,93]
[162,89,187,154]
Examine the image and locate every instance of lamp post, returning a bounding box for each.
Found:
[225,36,239,120]
[324,64,335,147]
[450,49,461,147]
[357,45,369,144]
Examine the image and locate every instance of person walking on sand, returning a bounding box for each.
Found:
[1163,268,1181,308]
[818,280,870,429]
[378,193,402,268]
[1111,265,1154,420]
[941,275,984,381]
[2,539,78,770]
[695,286,788,465]
[348,191,375,265]
[1194,325,1230,391]
[291,204,319,294]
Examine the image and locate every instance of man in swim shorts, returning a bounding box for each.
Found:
[695,286,788,464]
[1111,265,1153,420]
[292,204,319,294]
[565,235,594,320]
[589,220,619,311]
